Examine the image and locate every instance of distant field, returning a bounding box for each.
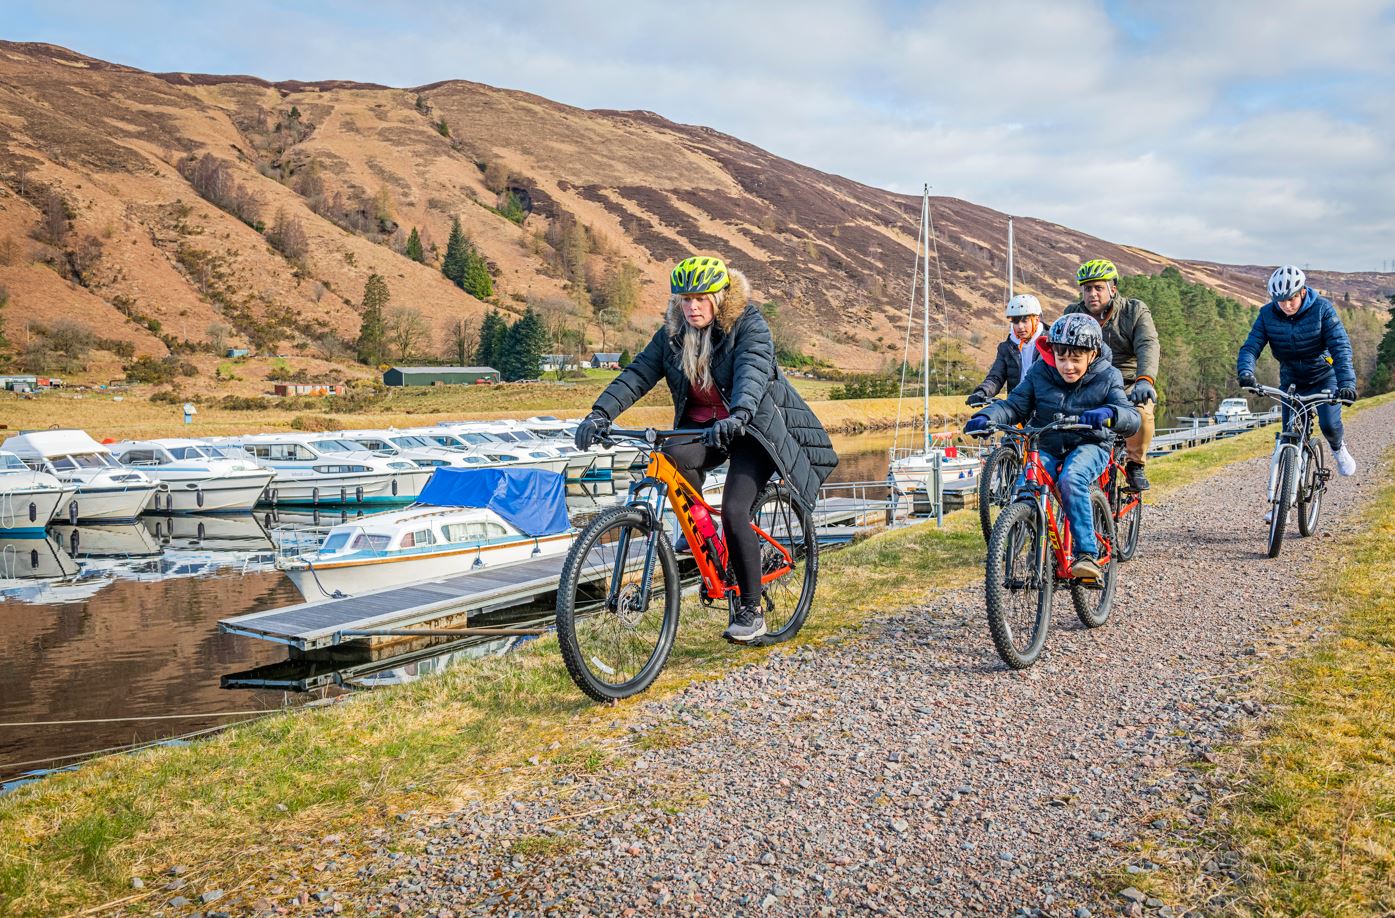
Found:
[0,381,969,441]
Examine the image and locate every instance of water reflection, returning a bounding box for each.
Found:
[2,434,901,781]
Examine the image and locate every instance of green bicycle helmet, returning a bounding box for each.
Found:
[670,256,731,295]
[1076,258,1119,285]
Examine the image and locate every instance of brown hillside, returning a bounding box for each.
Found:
[0,41,1390,383]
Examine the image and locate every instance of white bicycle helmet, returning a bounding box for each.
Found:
[1268,265,1306,301]
[1005,294,1042,318]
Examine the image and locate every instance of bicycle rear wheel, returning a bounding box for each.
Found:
[1267,447,1296,558]
[748,482,817,646]
[1296,440,1323,537]
[985,500,1054,669]
[1072,488,1117,628]
[556,505,680,701]
[978,445,1020,542]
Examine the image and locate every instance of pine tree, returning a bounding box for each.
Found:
[405,227,424,263]
[476,310,508,368]
[462,249,494,299]
[618,347,632,367]
[356,273,390,367]
[1367,294,1395,394]
[442,217,468,287]
[501,308,545,381]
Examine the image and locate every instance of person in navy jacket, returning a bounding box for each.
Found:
[1237,265,1358,479]
[965,313,1141,582]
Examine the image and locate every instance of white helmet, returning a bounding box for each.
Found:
[1005,294,1042,318]
[1268,265,1306,301]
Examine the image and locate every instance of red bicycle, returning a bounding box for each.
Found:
[971,416,1120,669]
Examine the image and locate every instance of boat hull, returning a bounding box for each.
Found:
[261,471,408,506]
[280,533,575,602]
[147,472,275,514]
[0,485,77,534]
[70,483,159,521]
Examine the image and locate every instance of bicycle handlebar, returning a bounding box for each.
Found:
[969,414,1092,439]
[1243,384,1353,408]
[600,426,709,448]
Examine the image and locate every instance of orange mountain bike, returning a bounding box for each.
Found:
[555,427,817,701]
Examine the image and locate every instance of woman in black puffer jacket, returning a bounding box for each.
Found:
[575,256,837,643]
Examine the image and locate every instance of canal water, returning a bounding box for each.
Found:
[0,431,914,783]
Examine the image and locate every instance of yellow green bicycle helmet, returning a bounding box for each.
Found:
[670,256,730,295]
[1076,259,1119,285]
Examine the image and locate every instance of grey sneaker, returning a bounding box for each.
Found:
[1070,554,1103,582]
[723,603,767,643]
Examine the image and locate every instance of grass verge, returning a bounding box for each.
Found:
[2,396,1387,915]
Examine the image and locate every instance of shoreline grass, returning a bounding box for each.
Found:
[1,395,1388,915]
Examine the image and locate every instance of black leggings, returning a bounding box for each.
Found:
[663,430,777,605]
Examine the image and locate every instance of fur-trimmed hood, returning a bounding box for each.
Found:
[664,269,752,338]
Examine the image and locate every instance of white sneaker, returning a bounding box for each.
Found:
[1335,443,1357,477]
[1264,508,1273,523]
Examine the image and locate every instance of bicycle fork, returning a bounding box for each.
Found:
[1266,442,1302,506]
[608,482,668,612]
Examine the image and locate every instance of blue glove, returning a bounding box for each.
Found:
[964,414,992,436]
[1129,379,1156,405]
[574,413,610,450]
[1338,386,1357,403]
[703,410,750,449]
[1082,407,1116,430]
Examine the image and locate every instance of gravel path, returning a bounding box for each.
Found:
[248,401,1395,917]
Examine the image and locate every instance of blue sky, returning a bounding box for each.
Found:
[7,0,1395,273]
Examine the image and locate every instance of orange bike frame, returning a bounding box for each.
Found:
[641,449,794,602]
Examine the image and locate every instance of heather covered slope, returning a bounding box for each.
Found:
[0,40,1390,380]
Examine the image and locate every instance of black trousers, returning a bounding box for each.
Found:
[663,429,777,605]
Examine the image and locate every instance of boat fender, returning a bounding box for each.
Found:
[68,500,79,524]
[29,501,37,522]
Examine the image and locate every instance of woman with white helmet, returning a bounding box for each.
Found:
[1237,265,1358,481]
[966,294,1045,407]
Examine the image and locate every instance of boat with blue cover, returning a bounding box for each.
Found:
[276,467,576,601]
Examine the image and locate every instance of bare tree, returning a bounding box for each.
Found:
[40,190,69,246]
[386,307,429,361]
[444,316,479,367]
[267,208,309,262]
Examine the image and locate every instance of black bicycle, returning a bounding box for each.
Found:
[1244,384,1352,558]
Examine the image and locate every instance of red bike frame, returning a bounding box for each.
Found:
[1018,435,1117,579]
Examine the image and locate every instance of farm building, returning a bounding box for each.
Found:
[383,366,500,387]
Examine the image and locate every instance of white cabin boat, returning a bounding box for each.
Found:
[112,438,275,513]
[0,451,78,534]
[214,433,423,506]
[523,416,642,475]
[413,426,572,478]
[1,430,157,521]
[277,467,575,601]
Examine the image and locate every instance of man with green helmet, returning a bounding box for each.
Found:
[1064,259,1159,491]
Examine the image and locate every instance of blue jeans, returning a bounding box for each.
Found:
[1279,373,1344,452]
[1019,445,1110,557]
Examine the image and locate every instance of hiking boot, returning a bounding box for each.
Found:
[1125,461,1150,492]
[1335,442,1357,477]
[723,602,767,644]
[1070,553,1103,582]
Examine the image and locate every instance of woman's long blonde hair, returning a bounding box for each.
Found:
[676,287,727,390]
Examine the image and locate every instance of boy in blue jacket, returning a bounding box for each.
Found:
[965,314,1141,581]
[1237,265,1358,481]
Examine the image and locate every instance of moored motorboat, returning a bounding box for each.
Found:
[1,430,158,521]
[0,451,78,534]
[112,438,274,513]
[213,433,421,506]
[277,467,575,602]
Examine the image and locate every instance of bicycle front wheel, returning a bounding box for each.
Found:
[1071,488,1118,628]
[1296,440,1323,537]
[749,482,818,646]
[556,506,681,702]
[978,445,1021,542]
[1267,447,1296,558]
[985,500,1054,669]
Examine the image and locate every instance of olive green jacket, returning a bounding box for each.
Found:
[1063,293,1159,385]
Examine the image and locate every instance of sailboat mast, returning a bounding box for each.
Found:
[1006,217,1014,301]
[922,186,931,454]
